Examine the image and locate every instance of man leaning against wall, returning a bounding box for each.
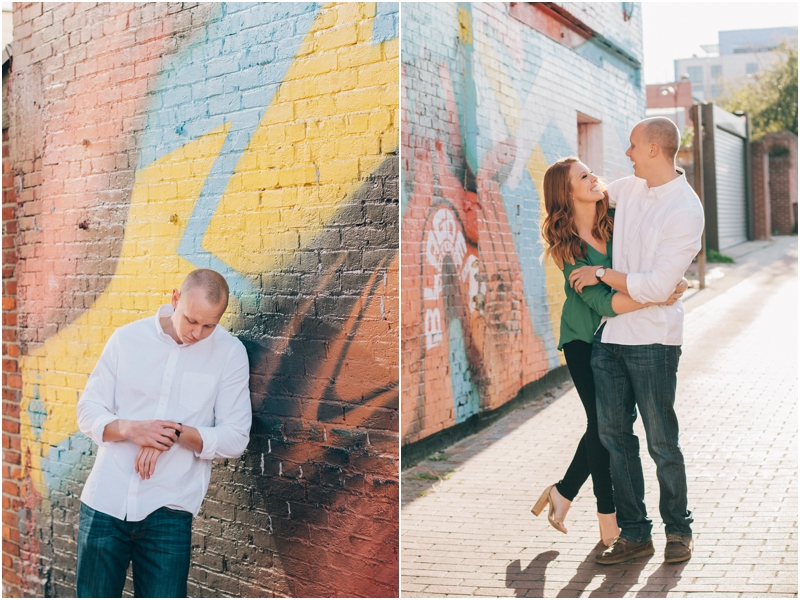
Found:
[75,269,252,597]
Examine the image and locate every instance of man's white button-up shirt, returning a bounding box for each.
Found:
[602,172,705,346]
[77,304,252,521]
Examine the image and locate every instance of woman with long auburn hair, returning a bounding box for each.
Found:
[534,157,686,546]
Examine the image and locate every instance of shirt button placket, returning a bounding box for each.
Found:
[157,347,180,420]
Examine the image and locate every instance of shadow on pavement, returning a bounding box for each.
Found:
[506,543,689,598]
[505,550,560,598]
[505,546,689,598]
[634,560,688,597]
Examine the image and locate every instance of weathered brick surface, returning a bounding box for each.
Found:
[765,132,798,236]
[6,3,399,597]
[3,59,25,597]
[401,2,644,446]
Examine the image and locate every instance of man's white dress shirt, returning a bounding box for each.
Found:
[77,305,252,521]
[602,172,705,346]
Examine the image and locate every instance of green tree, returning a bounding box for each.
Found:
[718,43,798,140]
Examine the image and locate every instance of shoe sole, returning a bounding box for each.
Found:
[596,545,655,565]
[663,552,692,564]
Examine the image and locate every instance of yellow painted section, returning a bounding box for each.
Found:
[202,3,398,276]
[20,124,230,493]
[527,144,567,365]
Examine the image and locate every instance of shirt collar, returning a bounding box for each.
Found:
[155,303,220,347]
[155,304,181,346]
[648,169,686,200]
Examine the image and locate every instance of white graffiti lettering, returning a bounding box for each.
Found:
[425,308,443,349]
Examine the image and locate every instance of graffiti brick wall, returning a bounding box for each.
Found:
[401,2,644,447]
[5,2,398,597]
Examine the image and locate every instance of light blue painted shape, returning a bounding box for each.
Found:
[448,318,480,423]
[372,3,398,44]
[137,3,321,296]
[458,2,479,182]
[27,383,46,442]
[500,172,557,370]
[574,39,640,87]
[40,433,94,493]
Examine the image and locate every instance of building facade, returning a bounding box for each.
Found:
[674,27,797,102]
[401,2,645,455]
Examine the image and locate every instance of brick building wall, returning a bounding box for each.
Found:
[3,53,25,598]
[401,2,644,447]
[765,131,798,236]
[4,2,399,597]
[751,139,772,241]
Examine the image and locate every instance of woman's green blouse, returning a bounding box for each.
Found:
[557,238,617,350]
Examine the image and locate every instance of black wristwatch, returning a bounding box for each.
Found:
[175,423,182,438]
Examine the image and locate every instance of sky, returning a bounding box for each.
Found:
[642,2,799,84]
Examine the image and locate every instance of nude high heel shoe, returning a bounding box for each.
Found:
[531,484,569,534]
[597,512,621,547]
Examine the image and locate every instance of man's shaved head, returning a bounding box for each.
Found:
[180,269,229,311]
[639,117,681,163]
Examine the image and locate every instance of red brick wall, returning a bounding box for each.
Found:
[765,132,798,235]
[750,140,771,240]
[3,117,24,599]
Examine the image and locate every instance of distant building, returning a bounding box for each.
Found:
[645,80,693,131]
[674,27,797,102]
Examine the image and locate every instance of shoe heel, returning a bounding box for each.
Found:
[531,485,552,516]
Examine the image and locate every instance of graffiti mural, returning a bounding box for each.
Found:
[401,2,644,446]
[10,2,398,597]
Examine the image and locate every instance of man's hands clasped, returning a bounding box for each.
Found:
[116,419,183,480]
[118,419,183,450]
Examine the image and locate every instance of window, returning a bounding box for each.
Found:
[577,113,603,172]
[746,63,758,75]
[687,66,703,83]
[711,84,722,98]
[711,65,722,79]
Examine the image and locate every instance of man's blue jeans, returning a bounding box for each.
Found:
[591,331,693,543]
[76,502,192,598]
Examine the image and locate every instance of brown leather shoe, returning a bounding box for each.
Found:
[595,537,655,565]
[664,534,693,563]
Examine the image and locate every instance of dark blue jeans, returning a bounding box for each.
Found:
[76,502,192,598]
[591,330,693,543]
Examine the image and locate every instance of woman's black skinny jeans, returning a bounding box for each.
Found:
[555,339,616,514]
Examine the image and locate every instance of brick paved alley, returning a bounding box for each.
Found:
[401,237,798,598]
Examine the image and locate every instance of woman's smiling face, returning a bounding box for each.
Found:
[568,161,604,205]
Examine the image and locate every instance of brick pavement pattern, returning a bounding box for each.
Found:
[401,240,797,597]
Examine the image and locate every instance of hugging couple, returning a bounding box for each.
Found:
[533,116,705,565]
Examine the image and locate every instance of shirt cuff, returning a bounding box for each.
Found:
[91,414,119,448]
[194,427,218,460]
[626,272,644,303]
